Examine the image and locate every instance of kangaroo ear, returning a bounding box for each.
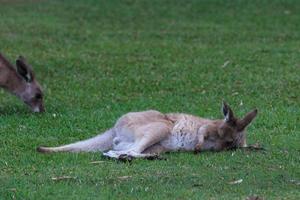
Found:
[16,56,34,82]
[222,101,234,123]
[238,109,258,131]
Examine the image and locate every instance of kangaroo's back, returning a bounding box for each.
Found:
[115,110,171,128]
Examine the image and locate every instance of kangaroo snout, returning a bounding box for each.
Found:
[32,104,45,113]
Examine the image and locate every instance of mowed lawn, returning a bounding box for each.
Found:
[0,0,299,199]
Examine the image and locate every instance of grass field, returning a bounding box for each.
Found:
[0,0,299,199]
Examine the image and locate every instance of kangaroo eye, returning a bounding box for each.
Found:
[35,93,42,99]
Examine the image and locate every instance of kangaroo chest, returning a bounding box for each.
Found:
[161,118,200,151]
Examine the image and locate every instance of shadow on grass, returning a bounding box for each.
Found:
[0,105,32,116]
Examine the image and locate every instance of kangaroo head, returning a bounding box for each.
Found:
[217,101,257,149]
[15,56,44,112]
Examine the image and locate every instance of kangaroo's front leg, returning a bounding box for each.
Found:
[194,125,207,153]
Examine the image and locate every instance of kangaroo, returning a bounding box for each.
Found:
[37,102,257,159]
[0,53,44,112]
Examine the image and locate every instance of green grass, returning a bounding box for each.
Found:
[0,0,299,199]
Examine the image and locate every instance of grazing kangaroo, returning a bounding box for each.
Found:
[37,102,258,159]
[0,53,44,112]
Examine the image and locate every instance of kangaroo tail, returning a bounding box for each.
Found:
[37,129,115,153]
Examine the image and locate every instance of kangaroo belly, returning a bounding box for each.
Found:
[161,119,199,151]
[161,132,198,151]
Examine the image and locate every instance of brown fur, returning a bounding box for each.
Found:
[0,53,44,112]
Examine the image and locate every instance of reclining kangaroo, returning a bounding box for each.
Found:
[37,102,257,159]
[0,53,44,112]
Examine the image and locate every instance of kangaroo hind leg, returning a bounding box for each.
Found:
[103,122,170,159]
